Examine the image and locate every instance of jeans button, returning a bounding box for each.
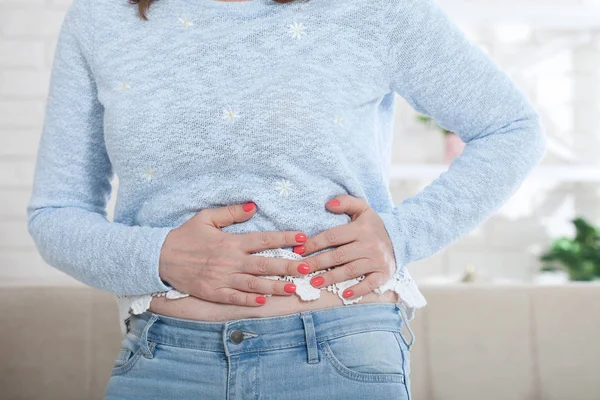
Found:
[229,329,244,344]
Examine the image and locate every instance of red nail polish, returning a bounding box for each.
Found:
[297,263,310,274]
[343,289,353,298]
[311,276,324,287]
[295,233,306,243]
[256,296,267,304]
[284,284,296,293]
[243,202,255,212]
[327,199,340,206]
[293,245,305,254]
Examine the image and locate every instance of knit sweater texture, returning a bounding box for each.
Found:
[26,0,547,319]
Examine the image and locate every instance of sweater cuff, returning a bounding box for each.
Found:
[140,226,175,293]
[376,209,408,277]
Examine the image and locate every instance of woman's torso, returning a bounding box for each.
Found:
[92,0,400,320]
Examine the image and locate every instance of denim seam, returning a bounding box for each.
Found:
[141,337,308,354]
[316,327,403,344]
[111,347,145,376]
[228,341,308,354]
[254,351,260,400]
[319,340,405,384]
[395,326,411,350]
[144,338,224,352]
[393,331,412,399]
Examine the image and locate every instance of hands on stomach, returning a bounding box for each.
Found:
[154,195,399,319]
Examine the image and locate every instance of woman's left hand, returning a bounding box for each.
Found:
[295,194,397,300]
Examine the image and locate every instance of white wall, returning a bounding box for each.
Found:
[1,0,77,286]
[1,0,599,286]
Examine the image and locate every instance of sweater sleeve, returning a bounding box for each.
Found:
[376,0,548,273]
[26,0,175,295]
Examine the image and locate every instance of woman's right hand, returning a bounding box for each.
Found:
[158,202,309,306]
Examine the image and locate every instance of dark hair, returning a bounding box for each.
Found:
[129,0,298,21]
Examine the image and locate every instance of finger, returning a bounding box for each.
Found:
[300,241,366,272]
[212,287,269,307]
[300,221,357,257]
[202,201,258,229]
[337,271,389,301]
[242,253,312,277]
[308,257,375,289]
[228,274,297,296]
[239,230,307,253]
[325,194,369,221]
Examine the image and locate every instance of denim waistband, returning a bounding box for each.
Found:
[128,302,414,358]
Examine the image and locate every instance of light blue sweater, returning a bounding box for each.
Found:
[27,0,547,307]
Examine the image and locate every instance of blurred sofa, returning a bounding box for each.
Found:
[1,284,599,400]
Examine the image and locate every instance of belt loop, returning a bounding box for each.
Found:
[140,313,160,359]
[300,312,319,364]
[395,303,415,350]
[124,315,132,334]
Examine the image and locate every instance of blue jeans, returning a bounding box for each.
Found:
[104,302,414,399]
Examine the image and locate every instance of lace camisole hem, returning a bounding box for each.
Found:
[116,248,427,320]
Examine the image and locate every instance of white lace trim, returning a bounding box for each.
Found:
[117,287,190,316]
[117,248,427,319]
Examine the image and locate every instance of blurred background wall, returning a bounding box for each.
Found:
[391,1,600,284]
[1,0,599,399]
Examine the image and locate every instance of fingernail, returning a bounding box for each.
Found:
[284,283,296,293]
[342,289,353,298]
[311,276,324,287]
[295,233,306,243]
[297,263,310,274]
[255,296,267,304]
[293,245,305,254]
[243,202,256,212]
[327,199,340,206]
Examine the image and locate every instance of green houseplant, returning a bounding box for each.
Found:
[416,114,453,135]
[539,217,600,281]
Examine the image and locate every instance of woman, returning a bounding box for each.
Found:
[26,0,547,398]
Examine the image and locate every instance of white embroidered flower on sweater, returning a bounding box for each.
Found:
[178,16,194,28]
[275,179,294,196]
[117,81,130,90]
[288,22,307,39]
[143,167,155,182]
[333,116,344,127]
[222,107,241,122]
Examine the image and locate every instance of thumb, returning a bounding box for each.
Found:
[206,201,257,229]
[325,194,368,220]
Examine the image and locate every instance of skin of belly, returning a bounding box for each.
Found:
[148,287,400,322]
